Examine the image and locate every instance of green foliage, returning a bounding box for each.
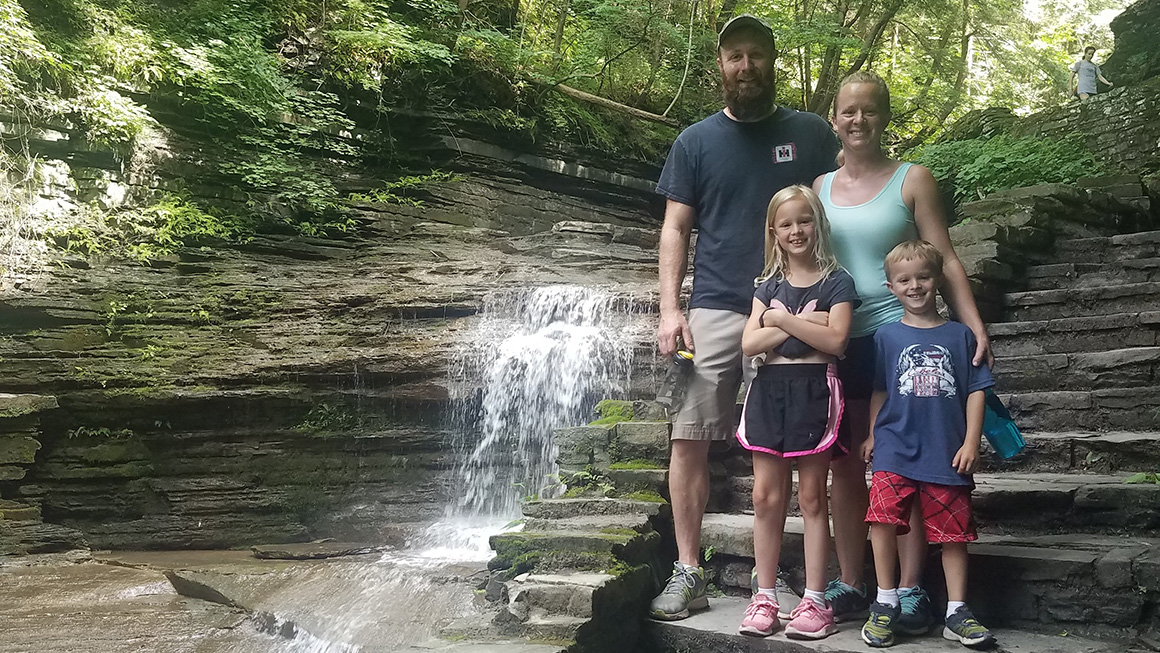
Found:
[561,465,615,497]
[908,134,1104,205]
[608,459,664,470]
[1124,472,1160,484]
[622,489,666,503]
[68,425,135,438]
[589,399,634,426]
[347,170,464,208]
[295,402,359,434]
[45,194,251,263]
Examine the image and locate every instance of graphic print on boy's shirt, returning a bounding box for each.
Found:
[871,322,994,486]
[897,344,957,398]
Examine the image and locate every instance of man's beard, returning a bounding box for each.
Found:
[723,73,775,121]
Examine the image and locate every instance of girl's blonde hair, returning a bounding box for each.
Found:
[756,184,841,284]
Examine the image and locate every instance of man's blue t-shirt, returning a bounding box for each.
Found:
[657,108,840,314]
[872,321,995,486]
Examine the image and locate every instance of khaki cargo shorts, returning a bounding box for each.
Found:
[671,308,755,442]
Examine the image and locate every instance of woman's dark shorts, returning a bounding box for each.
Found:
[836,334,877,401]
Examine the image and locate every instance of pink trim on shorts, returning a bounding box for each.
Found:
[736,363,846,458]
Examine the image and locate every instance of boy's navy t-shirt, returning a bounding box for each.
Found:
[754,269,861,358]
[872,321,995,486]
[657,108,839,314]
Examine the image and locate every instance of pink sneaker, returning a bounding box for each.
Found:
[738,593,780,637]
[784,596,838,640]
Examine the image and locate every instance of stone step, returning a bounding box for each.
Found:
[521,497,669,521]
[490,515,660,571]
[714,471,1160,537]
[1024,260,1160,291]
[982,430,1160,474]
[1004,282,1160,322]
[1052,230,1160,265]
[505,572,611,620]
[523,513,654,535]
[642,595,1122,653]
[1001,387,1160,432]
[698,513,1158,638]
[994,346,1160,391]
[989,312,1160,357]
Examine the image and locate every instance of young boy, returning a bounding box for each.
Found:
[858,240,996,649]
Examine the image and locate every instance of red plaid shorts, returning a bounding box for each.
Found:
[865,471,977,543]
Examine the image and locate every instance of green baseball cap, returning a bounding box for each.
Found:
[717,14,775,50]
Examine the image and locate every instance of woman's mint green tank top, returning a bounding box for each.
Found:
[821,162,917,338]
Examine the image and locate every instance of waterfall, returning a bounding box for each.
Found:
[446,285,645,521]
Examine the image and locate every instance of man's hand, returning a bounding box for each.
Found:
[658,310,693,357]
[860,433,874,464]
[952,443,979,475]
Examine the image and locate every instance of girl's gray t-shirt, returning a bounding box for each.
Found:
[1072,59,1102,94]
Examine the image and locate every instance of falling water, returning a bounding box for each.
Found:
[447,285,646,521]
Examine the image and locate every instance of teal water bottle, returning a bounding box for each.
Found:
[982,389,1025,459]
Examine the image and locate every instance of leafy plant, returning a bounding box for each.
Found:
[908,134,1104,205]
[1124,472,1160,484]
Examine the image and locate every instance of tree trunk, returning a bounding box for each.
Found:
[552,0,570,62]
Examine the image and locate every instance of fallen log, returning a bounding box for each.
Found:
[551,83,681,128]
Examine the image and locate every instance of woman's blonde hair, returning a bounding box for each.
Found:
[756,184,840,284]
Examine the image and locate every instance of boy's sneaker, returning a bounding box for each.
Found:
[750,567,800,620]
[943,605,996,648]
[825,578,871,622]
[738,592,780,637]
[784,596,838,640]
[897,586,935,635]
[649,562,708,620]
[861,601,900,648]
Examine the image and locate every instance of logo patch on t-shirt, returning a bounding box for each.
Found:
[897,344,957,398]
[773,143,796,163]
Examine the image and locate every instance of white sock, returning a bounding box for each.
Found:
[677,561,700,571]
[757,586,778,599]
[876,587,900,607]
[804,589,826,605]
[946,601,966,619]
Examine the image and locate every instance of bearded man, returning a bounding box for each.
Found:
[650,14,840,620]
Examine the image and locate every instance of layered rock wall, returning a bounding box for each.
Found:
[0,101,665,549]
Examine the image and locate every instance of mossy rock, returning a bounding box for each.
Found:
[589,399,633,426]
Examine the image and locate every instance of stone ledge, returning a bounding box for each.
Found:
[0,394,58,419]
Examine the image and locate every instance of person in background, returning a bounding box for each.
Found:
[1069,46,1113,101]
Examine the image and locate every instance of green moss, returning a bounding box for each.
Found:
[599,527,639,537]
[589,399,634,426]
[608,459,665,470]
[621,490,667,503]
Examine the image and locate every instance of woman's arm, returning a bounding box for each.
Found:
[764,301,853,357]
[742,297,791,357]
[906,164,994,367]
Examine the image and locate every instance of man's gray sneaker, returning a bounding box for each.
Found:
[650,562,708,620]
[825,578,871,623]
[897,586,934,635]
[750,567,799,620]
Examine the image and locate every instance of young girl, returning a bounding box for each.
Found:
[737,185,860,640]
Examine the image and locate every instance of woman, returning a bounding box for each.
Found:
[812,70,993,635]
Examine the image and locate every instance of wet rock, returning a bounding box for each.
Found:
[251,542,385,560]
